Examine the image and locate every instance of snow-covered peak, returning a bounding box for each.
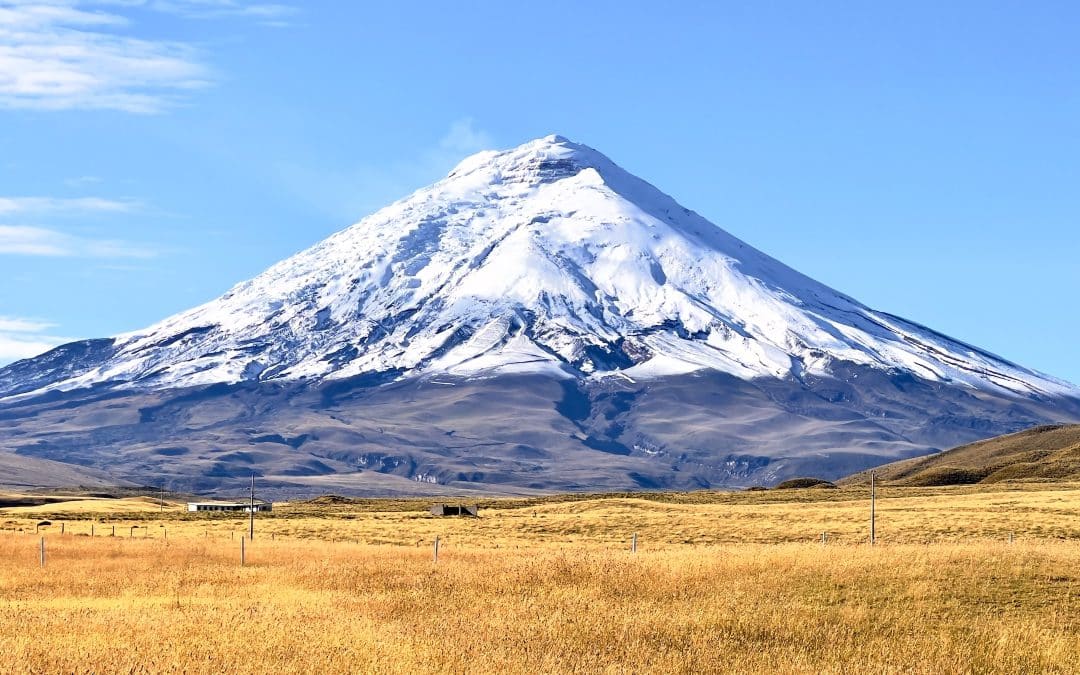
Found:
[5,136,1078,402]
[446,134,604,184]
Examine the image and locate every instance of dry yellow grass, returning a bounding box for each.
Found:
[1,484,1078,673]
[1,537,1077,673]
[0,495,171,515]
[3,483,1079,546]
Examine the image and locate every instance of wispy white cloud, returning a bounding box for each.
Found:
[0,1,210,112]
[0,195,137,214]
[0,314,71,363]
[0,0,296,112]
[0,316,54,332]
[274,118,496,221]
[437,117,495,157]
[64,174,103,187]
[0,2,127,29]
[0,224,158,257]
[147,0,296,23]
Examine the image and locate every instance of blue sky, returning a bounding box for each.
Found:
[1,1,1078,385]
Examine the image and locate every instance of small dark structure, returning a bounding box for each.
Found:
[429,504,479,517]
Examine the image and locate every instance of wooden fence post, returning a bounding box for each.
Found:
[39,537,45,568]
[870,471,877,546]
[433,536,439,563]
[241,536,246,566]
[632,532,637,553]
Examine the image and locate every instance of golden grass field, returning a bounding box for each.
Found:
[1,483,1078,673]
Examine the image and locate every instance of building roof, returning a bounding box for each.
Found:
[187,499,270,506]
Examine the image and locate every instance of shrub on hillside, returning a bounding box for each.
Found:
[902,467,990,486]
[773,477,837,490]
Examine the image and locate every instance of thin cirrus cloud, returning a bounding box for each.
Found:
[0,1,295,113]
[0,195,138,214]
[0,196,154,257]
[0,315,72,363]
[0,224,158,257]
[147,1,296,21]
[273,118,496,222]
[64,175,103,187]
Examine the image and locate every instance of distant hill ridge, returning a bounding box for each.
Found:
[841,424,1080,486]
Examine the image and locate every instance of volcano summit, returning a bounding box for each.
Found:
[2,136,1078,495]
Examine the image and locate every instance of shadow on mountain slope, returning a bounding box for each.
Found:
[1,362,1077,498]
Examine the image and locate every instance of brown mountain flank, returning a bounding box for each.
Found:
[841,424,1080,486]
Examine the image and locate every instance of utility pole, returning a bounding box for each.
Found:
[870,470,877,546]
[248,474,255,540]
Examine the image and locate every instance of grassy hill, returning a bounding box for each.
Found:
[842,424,1080,486]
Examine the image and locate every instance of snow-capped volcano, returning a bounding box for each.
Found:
[3,135,1072,400]
[1,135,1078,496]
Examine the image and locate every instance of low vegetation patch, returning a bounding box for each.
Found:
[773,477,837,489]
[900,466,991,486]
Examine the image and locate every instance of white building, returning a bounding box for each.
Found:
[186,501,272,513]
